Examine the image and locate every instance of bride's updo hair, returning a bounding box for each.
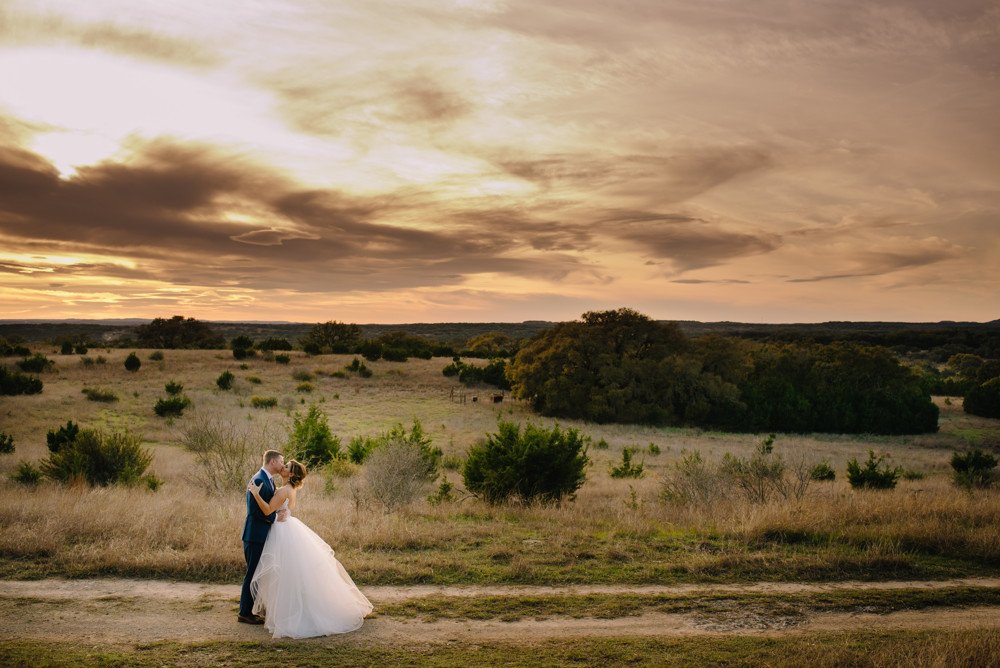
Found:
[287,460,307,488]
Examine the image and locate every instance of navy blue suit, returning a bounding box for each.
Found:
[239,468,276,617]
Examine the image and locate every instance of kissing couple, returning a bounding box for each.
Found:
[238,450,373,638]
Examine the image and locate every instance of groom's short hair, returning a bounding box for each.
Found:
[263,450,283,466]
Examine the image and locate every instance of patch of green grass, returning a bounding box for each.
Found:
[378,586,1000,622]
[4,630,1000,667]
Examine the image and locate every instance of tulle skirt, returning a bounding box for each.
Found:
[250,517,373,639]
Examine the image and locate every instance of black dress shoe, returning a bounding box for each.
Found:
[238,614,265,625]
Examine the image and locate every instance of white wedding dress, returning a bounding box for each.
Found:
[250,500,373,638]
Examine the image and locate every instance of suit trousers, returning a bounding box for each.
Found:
[240,539,266,617]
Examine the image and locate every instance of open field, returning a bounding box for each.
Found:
[2,346,1000,663]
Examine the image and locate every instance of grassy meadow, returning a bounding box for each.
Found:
[1,346,999,586]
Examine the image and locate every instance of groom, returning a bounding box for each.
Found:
[238,449,287,624]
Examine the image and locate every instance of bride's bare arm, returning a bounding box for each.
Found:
[248,481,290,515]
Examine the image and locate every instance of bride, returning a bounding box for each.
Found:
[247,459,373,638]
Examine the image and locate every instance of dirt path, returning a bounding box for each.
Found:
[5,578,1000,648]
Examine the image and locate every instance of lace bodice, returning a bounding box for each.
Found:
[277,498,290,520]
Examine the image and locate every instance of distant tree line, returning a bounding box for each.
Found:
[506,308,942,435]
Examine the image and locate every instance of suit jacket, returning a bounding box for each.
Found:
[242,468,277,543]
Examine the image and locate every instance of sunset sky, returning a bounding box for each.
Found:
[1,0,998,324]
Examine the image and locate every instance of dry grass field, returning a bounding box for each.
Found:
[0,348,1000,665]
[2,345,999,588]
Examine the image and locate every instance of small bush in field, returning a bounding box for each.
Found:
[427,477,456,505]
[60,341,73,355]
[154,395,191,417]
[149,350,164,361]
[951,449,998,490]
[250,396,277,409]
[181,413,278,494]
[80,357,95,367]
[12,460,42,486]
[82,387,119,402]
[74,344,88,355]
[95,355,106,364]
[288,403,341,466]
[648,442,661,455]
[296,382,314,393]
[609,448,644,478]
[660,449,728,507]
[17,354,54,373]
[216,370,235,390]
[963,378,1000,419]
[0,366,44,395]
[811,461,836,481]
[594,438,609,450]
[46,421,79,453]
[358,364,373,378]
[292,370,315,382]
[124,352,141,372]
[0,432,14,454]
[40,428,156,487]
[357,437,437,513]
[719,435,787,503]
[164,381,183,396]
[846,450,902,490]
[463,421,589,504]
[275,354,290,365]
[247,376,262,385]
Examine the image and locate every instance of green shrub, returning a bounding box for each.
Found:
[648,443,661,455]
[347,435,375,464]
[810,461,836,481]
[358,364,373,378]
[149,350,164,361]
[964,378,1000,419]
[60,341,73,355]
[250,396,278,409]
[247,376,262,385]
[39,428,155,487]
[0,432,13,454]
[95,355,106,365]
[292,370,315,382]
[17,354,54,373]
[259,337,292,351]
[296,382,314,393]
[595,438,609,450]
[123,352,141,372]
[463,421,589,504]
[74,344,88,355]
[46,421,79,453]
[80,357,95,367]
[288,404,341,466]
[609,448,644,478]
[846,450,902,490]
[216,370,235,390]
[347,419,441,473]
[275,354,290,365]
[951,449,998,490]
[164,381,183,396]
[427,477,456,505]
[153,395,191,417]
[12,460,42,486]
[0,366,44,395]
[82,387,119,402]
